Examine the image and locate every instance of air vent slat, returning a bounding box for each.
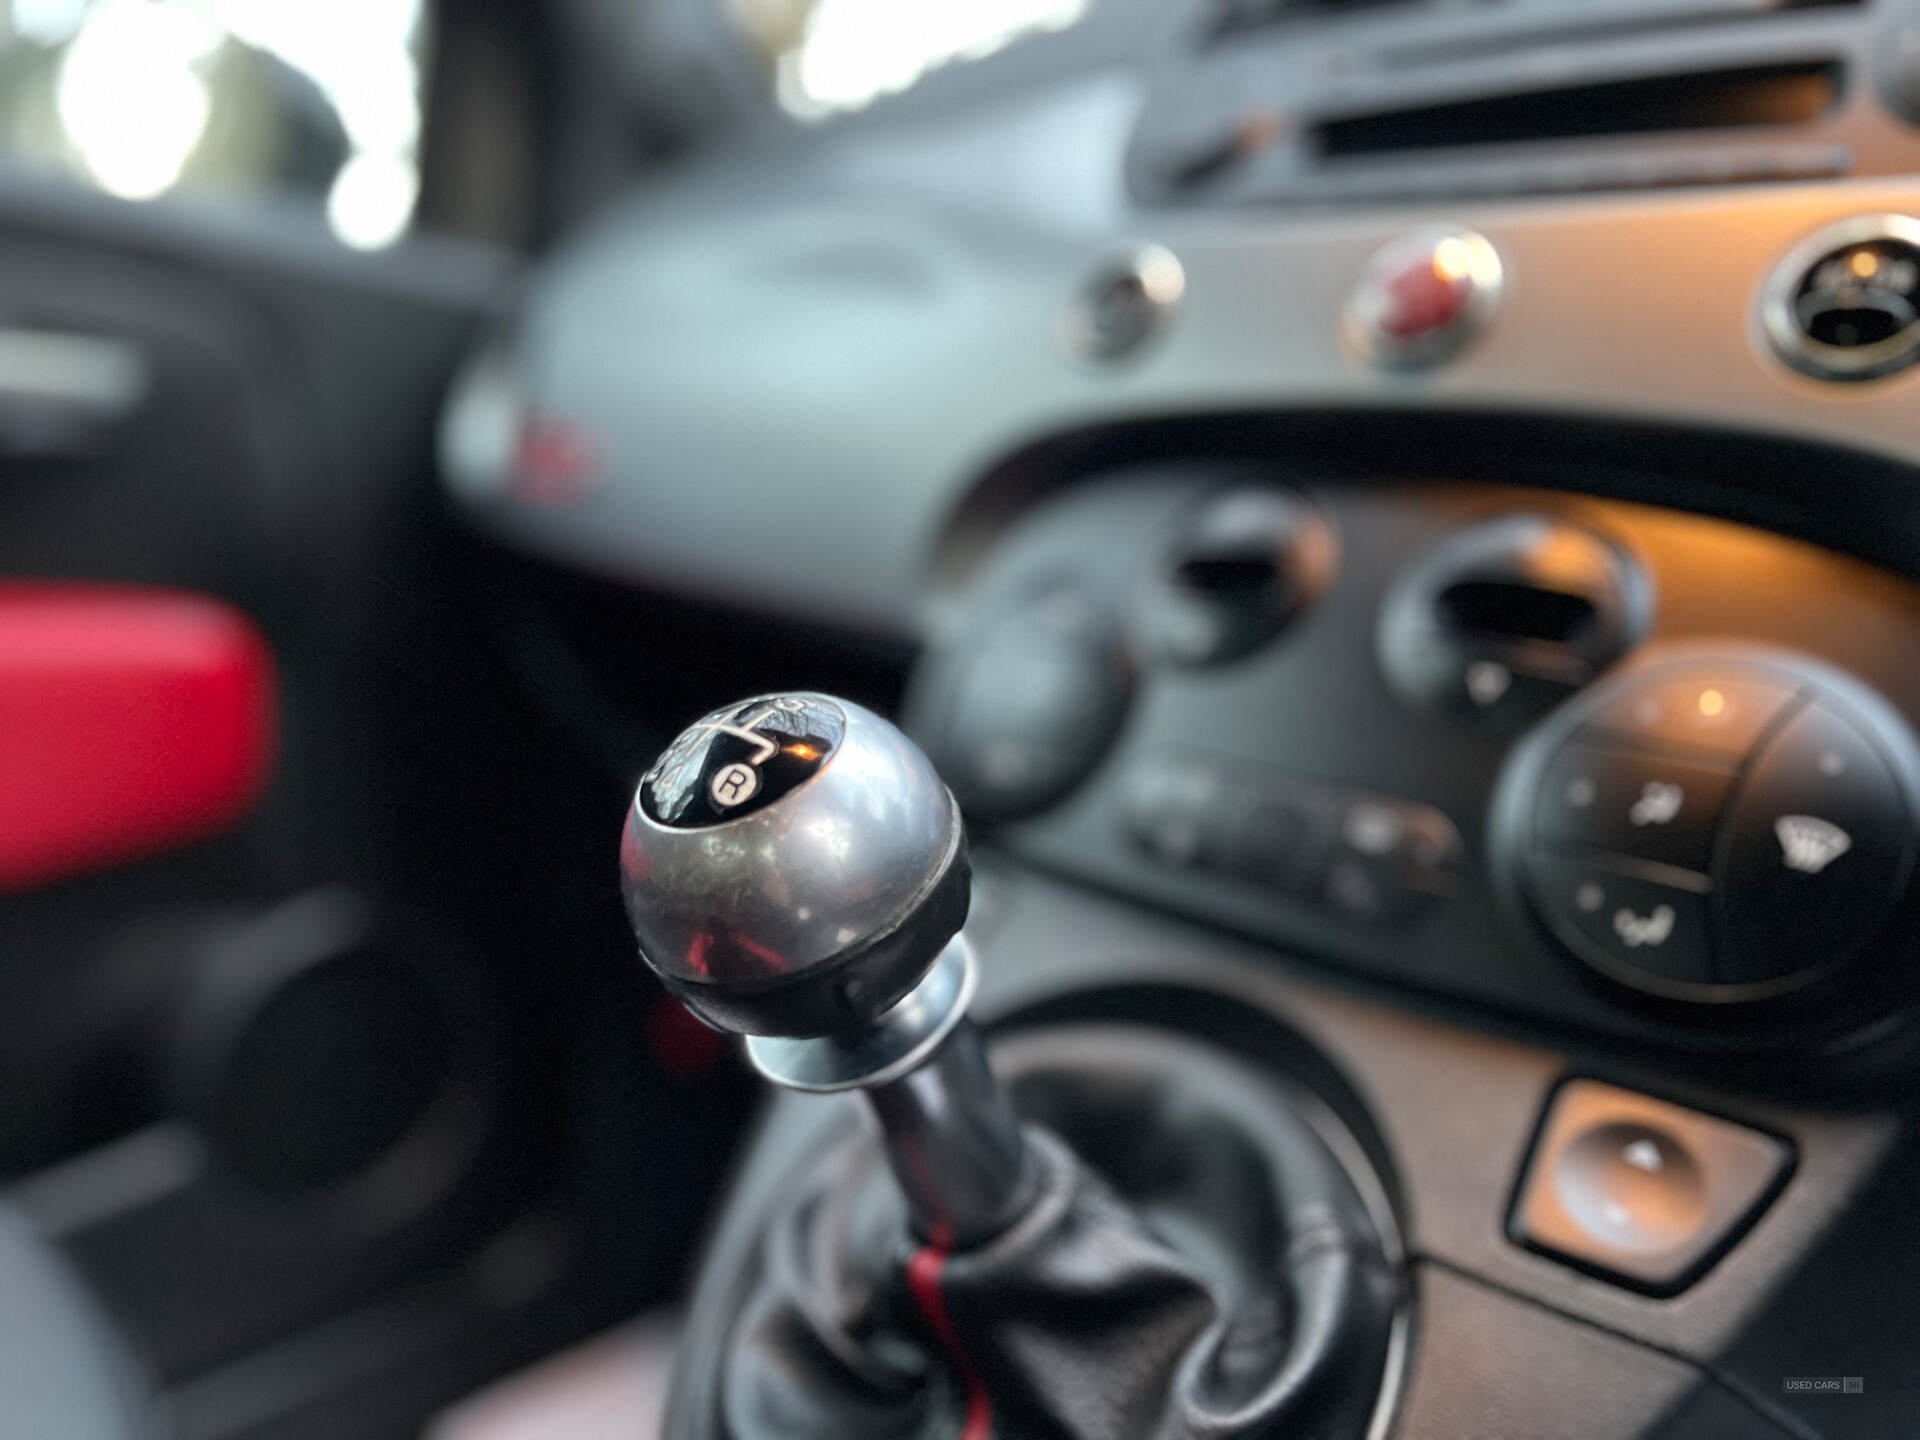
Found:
[1313,61,1842,158]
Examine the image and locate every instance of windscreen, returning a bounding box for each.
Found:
[724,0,1094,119]
[0,0,428,249]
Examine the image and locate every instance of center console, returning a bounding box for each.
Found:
[907,472,1920,1071]
[665,856,1897,1439]
[610,466,1920,1436]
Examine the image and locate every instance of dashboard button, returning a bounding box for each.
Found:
[1587,673,1798,759]
[1536,742,1734,873]
[1123,755,1457,925]
[1321,797,1460,925]
[1057,247,1184,363]
[1322,854,1442,926]
[922,582,1135,822]
[1510,1079,1792,1294]
[1344,226,1502,370]
[1322,857,1394,923]
[1225,785,1335,893]
[1121,757,1239,869]
[1527,856,1713,987]
[1717,702,1914,985]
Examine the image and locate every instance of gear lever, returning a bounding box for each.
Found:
[619,693,1033,1247]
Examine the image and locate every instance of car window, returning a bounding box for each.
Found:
[724,0,1093,119]
[0,0,428,248]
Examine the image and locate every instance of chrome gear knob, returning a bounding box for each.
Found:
[622,691,1032,1246]
[619,693,971,1037]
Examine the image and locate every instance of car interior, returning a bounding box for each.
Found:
[6,0,1920,1436]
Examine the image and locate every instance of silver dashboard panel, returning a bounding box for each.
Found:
[447,72,1920,635]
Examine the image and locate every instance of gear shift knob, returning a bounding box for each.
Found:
[622,693,1031,1246]
[620,694,970,1038]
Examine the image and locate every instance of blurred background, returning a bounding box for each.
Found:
[0,0,427,247]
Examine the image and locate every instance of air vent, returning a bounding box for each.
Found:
[1313,62,1842,158]
[1433,580,1599,647]
[1376,514,1650,730]
[1130,0,1882,208]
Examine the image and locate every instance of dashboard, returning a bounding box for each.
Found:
[455,0,1920,630]
[904,475,1920,1066]
[448,0,1920,1064]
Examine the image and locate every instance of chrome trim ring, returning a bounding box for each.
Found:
[1761,212,1920,383]
[744,933,976,1093]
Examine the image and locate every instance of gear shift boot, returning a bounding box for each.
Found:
[620,695,1399,1437]
[680,1025,1402,1440]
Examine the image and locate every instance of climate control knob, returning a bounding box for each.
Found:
[1494,648,1920,1002]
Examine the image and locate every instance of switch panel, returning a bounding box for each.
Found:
[1121,752,1460,927]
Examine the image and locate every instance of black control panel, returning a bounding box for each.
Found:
[1120,754,1460,929]
[908,471,1920,1057]
[910,581,1135,823]
[1496,651,1920,1002]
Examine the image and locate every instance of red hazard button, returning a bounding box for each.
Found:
[1345,226,1503,369]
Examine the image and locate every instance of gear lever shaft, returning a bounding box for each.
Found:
[619,693,1032,1246]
